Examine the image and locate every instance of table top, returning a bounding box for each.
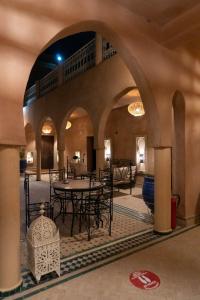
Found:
[53,179,103,192]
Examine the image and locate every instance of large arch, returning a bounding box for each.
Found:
[59,106,95,172]
[59,105,94,149]
[1,2,200,294]
[36,21,161,147]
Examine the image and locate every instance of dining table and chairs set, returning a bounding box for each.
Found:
[24,168,113,241]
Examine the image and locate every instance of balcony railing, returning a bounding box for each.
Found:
[40,69,59,97]
[103,40,117,60]
[64,39,96,81]
[24,38,116,106]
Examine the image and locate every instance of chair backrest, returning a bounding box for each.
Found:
[49,168,65,183]
[24,173,51,229]
[49,168,65,199]
[99,168,113,193]
[69,163,87,178]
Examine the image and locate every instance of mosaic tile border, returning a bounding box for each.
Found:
[1,206,190,300]
[114,203,153,224]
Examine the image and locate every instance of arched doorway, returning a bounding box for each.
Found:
[40,117,57,170]
[61,107,94,175]
[0,3,193,294]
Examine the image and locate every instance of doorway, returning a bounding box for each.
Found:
[87,136,96,171]
[41,135,54,169]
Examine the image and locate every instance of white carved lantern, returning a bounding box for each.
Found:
[27,206,60,283]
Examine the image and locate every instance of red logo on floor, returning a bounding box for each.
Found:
[129,270,160,290]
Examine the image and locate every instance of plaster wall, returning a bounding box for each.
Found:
[184,94,200,224]
[63,106,155,174]
[2,0,200,147]
[24,50,200,223]
[25,55,135,145]
[64,115,93,167]
[2,0,200,291]
[105,106,154,174]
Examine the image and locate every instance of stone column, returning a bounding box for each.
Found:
[96,147,105,178]
[58,148,65,170]
[0,146,22,292]
[154,147,172,234]
[95,33,103,65]
[36,144,41,181]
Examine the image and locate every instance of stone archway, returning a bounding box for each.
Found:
[48,22,161,147]
[0,7,179,292]
[59,106,95,173]
[35,116,58,179]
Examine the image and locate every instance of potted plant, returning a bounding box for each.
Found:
[19,147,27,173]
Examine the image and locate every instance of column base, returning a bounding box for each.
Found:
[154,228,172,235]
[0,279,23,297]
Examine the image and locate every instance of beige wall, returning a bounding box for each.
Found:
[23,50,200,223]
[64,115,93,167]
[64,106,155,174]
[1,0,200,224]
[105,106,154,173]
[2,0,200,291]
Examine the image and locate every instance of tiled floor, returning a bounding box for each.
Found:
[20,188,153,269]
[0,176,192,299]
[26,225,200,300]
[1,177,159,299]
[1,177,191,299]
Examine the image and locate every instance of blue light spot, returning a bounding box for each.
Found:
[56,54,63,62]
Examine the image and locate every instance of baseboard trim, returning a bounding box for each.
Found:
[177,215,200,227]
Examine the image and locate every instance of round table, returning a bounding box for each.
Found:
[52,179,104,237]
[52,179,103,192]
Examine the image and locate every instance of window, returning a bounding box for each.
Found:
[104,139,111,160]
[136,136,146,172]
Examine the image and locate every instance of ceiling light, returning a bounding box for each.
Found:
[42,125,52,134]
[66,121,72,130]
[127,89,145,117]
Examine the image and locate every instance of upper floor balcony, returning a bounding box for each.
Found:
[24,37,117,107]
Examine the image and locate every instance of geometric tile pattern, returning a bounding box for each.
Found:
[1,180,180,299]
[1,202,183,300]
[1,204,155,299]
[20,204,153,268]
[11,229,159,300]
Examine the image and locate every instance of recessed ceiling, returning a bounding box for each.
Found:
[114,88,141,109]
[114,0,200,26]
[69,108,88,120]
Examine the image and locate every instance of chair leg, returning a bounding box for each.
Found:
[71,200,75,237]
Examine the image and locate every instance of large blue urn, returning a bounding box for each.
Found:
[142,176,154,213]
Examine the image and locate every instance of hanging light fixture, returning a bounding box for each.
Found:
[42,124,52,134]
[128,101,145,117]
[66,121,72,130]
[127,89,145,117]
